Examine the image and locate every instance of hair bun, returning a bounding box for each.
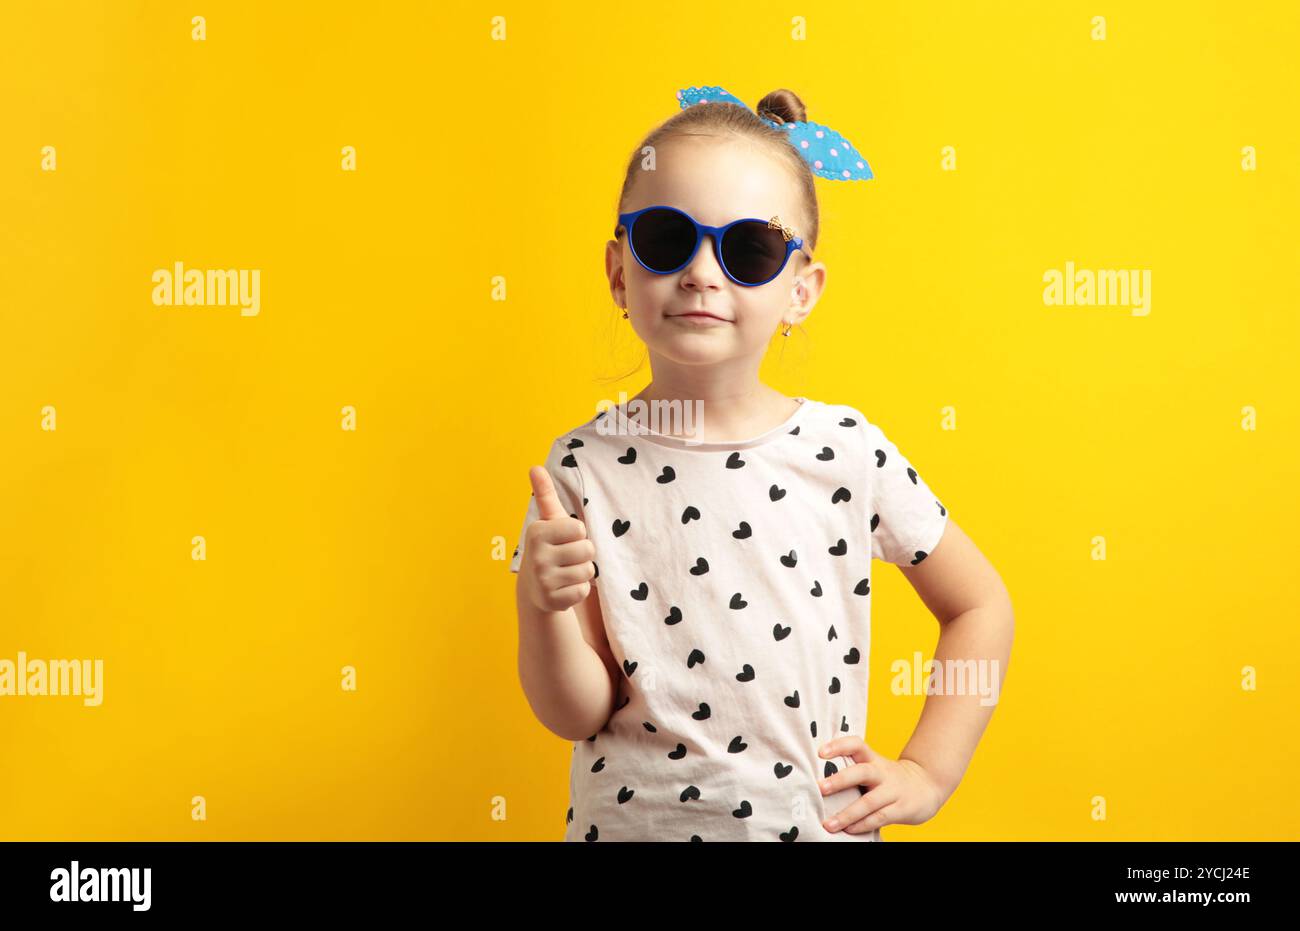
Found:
[755,89,807,125]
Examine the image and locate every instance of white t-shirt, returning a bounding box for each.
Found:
[509,397,949,841]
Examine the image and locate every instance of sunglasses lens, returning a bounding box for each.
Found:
[721,221,788,285]
[629,208,697,273]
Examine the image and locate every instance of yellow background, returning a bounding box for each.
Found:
[1,1,1296,840]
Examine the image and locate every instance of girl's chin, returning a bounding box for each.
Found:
[650,339,753,366]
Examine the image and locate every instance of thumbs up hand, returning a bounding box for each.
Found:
[519,465,597,613]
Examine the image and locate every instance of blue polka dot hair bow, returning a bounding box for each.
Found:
[676,85,873,181]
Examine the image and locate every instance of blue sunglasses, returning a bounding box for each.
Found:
[614,205,812,287]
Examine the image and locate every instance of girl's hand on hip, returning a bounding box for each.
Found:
[816,735,945,835]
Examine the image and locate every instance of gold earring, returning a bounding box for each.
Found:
[782,321,792,337]
[622,310,629,318]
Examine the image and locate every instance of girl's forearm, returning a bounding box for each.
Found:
[516,580,616,742]
[897,601,1014,803]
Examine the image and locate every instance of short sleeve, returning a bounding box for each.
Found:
[866,422,949,566]
[508,437,587,573]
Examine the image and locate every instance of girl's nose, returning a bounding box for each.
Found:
[680,234,727,289]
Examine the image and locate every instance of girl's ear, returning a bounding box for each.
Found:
[606,237,628,306]
[791,262,827,308]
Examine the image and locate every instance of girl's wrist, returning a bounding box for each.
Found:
[898,754,957,809]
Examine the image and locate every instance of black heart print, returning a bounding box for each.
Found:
[539,400,947,841]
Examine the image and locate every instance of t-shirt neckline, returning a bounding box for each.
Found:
[608,397,813,452]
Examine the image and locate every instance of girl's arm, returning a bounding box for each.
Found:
[894,518,1015,806]
[516,572,620,742]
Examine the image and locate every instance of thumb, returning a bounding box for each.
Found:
[529,465,568,521]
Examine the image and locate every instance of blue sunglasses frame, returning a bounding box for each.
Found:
[613,205,813,287]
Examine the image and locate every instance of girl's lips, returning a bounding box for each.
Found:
[671,312,731,323]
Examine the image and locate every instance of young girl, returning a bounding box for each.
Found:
[510,85,1014,842]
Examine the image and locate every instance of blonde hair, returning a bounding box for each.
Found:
[615,88,821,251]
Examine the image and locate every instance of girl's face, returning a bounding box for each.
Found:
[607,135,826,369]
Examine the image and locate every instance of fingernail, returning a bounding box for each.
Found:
[825,817,839,830]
